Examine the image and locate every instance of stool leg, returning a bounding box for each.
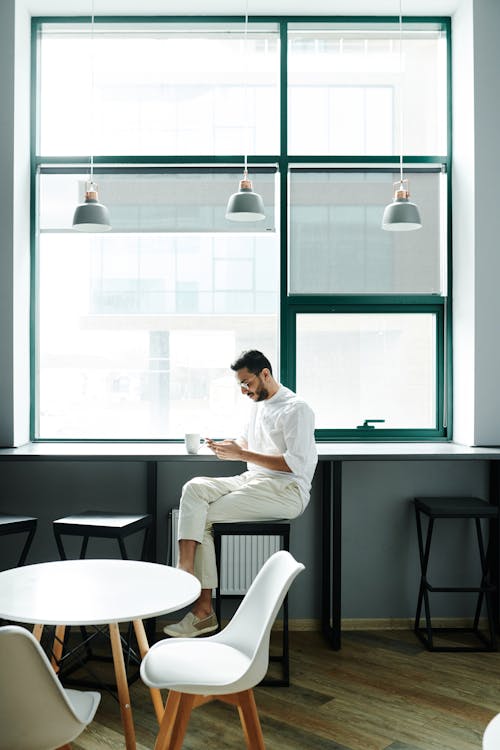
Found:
[118,537,129,560]
[140,525,151,561]
[17,525,37,566]
[414,507,426,631]
[79,536,89,559]
[474,518,497,649]
[214,532,222,629]
[282,593,289,686]
[54,529,67,560]
[281,530,290,685]
[421,517,435,649]
[414,508,435,649]
[473,518,486,632]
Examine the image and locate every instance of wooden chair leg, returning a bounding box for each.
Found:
[51,624,66,673]
[155,691,196,750]
[236,689,265,750]
[32,623,44,641]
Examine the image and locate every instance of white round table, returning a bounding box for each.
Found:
[0,559,201,750]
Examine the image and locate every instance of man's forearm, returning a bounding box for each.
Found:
[239,448,291,472]
[208,439,292,471]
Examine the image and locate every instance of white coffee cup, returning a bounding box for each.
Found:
[185,433,201,454]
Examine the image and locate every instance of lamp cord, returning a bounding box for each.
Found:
[398,0,404,186]
[89,0,95,184]
[243,0,249,177]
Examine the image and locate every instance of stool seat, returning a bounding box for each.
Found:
[53,511,152,561]
[212,519,291,687]
[415,496,498,518]
[0,514,37,567]
[414,496,497,652]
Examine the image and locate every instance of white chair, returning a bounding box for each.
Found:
[0,625,101,750]
[483,713,500,748]
[141,550,305,750]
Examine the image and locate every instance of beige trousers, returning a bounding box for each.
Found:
[177,471,303,588]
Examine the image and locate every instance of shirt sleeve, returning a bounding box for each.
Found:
[280,401,316,475]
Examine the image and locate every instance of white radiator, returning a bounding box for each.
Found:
[170,509,282,595]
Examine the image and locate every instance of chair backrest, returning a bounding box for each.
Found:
[213,550,304,688]
[483,713,500,749]
[0,625,96,750]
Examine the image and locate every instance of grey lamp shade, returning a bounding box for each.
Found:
[72,185,111,232]
[225,177,265,222]
[382,195,422,232]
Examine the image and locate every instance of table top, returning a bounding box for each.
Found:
[0,442,217,461]
[1,441,500,461]
[0,559,201,626]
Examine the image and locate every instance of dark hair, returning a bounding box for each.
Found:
[231,350,273,376]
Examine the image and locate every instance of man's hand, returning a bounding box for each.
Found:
[205,438,243,461]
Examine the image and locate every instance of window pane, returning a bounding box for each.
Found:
[38,23,280,156]
[289,170,445,294]
[40,170,276,234]
[296,313,436,429]
[36,233,278,438]
[288,26,447,155]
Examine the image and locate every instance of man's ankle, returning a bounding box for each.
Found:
[192,606,213,620]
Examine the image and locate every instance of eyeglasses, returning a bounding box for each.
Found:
[238,372,261,391]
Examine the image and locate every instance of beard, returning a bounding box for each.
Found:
[246,376,269,402]
[255,386,269,402]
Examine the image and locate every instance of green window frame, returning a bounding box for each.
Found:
[31,15,451,442]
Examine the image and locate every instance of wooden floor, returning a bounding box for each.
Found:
[71,628,500,750]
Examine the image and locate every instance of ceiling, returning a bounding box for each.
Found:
[22,0,465,17]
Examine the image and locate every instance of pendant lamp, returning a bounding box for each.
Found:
[382,0,421,232]
[226,169,265,222]
[225,1,265,222]
[72,1,111,232]
[382,177,421,231]
[73,180,111,232]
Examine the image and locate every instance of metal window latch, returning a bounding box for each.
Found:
[356,419,385,430]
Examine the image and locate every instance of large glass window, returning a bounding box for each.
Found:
[38,23,280,156]
[37,170,278,438]
[289,169,446,295]
[296,312,438,432]
[33,17,450,441]
[288,24,447,156]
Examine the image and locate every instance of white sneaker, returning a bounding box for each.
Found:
[163,610,218,638]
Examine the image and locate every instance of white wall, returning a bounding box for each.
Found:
[452,0,500,446]
[0,0,31,447]
[451,0,476,444]
[472,0,500,445]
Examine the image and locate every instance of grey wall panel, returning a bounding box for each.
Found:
[0,458,492,621]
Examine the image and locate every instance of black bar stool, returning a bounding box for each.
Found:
[414,496,498,652]
[212,520,291,686]
[52,511,153,686]
[53,511,152,561]
[0,514,37,567]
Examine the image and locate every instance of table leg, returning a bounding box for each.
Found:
[109,622,136,750]
[133,618,165,724]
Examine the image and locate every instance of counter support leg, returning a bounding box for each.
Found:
[489,461,500,632]
[146,461,158,563]
[322,460,342,650]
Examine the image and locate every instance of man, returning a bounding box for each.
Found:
[164,349,317,637]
